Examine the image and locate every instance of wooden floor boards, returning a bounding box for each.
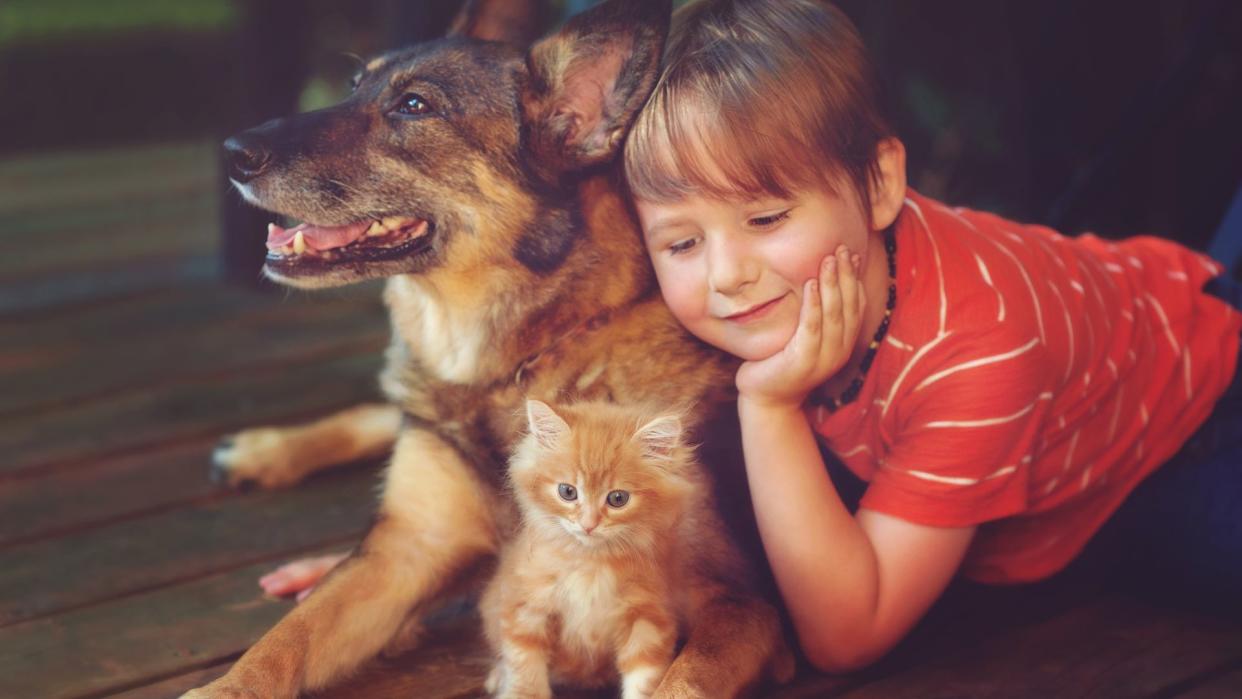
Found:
[1,143,1237,699]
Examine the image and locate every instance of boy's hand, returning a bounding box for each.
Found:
[735,245,865,409]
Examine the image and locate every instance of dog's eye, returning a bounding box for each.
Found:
[395,92,433,116]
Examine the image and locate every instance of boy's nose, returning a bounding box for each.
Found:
[707,239,757,295]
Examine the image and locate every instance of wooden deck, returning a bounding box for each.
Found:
[1,143,1239,699]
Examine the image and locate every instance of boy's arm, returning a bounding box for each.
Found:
[738,398,975,673]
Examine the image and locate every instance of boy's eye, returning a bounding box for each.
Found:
[668,238,698,255]
[749,210,790,227]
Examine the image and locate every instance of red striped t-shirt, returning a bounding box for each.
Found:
[809,190,1242,584]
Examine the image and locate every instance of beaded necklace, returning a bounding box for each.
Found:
[814,224,897,412]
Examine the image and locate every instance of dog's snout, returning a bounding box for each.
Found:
[223,135,273,183]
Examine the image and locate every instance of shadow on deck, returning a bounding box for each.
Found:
[0,143,1238,699]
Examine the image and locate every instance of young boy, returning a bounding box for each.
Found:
[623,0,1242,672]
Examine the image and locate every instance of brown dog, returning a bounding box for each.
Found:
[188,1,791,696]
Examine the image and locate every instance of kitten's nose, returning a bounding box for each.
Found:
[581,515,601,534]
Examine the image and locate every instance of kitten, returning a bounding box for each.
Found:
[480,399,726,699]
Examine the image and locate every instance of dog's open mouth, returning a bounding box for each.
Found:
[265,216,432,266]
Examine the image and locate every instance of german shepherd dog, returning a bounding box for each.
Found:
[186,1,791,696]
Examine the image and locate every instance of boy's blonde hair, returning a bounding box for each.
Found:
[624,0,891,215]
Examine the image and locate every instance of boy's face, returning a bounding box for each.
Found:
[636,185,873,362]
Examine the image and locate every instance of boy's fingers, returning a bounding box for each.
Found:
[820,254,841,322]
[837,249,860,342]
[798,278,822,344]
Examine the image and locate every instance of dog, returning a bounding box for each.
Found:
[185,1,792,696]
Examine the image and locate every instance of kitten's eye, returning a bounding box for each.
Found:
[606,490,630,508]
[394,92,433,116]
[558,483,578,501]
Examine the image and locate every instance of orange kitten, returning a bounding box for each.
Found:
[480,399,708,699]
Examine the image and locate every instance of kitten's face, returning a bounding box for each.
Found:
[511,401,693,551]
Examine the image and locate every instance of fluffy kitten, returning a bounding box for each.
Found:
[481,399,746,699]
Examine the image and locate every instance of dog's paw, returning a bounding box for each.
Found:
[651,676,712,699]
[210,429,299,489]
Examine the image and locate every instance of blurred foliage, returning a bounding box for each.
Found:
[0,0,238,46]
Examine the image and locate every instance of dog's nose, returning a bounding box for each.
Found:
[223,135,272,183]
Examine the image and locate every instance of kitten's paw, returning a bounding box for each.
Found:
[621,665,666,699]
[484,665,504,694]
[258,553,349,598]
[492,676,551,699]
[210,429,299,489]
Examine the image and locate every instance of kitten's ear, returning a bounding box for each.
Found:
[526,399,570,451]
[633,414,682,463]
[448,0,546,46]
[521,0,672,181]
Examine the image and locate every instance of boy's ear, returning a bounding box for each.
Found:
[449,0,546,46]
[522,0,672,181]
[526,399,570,451]
[870,138,909,230]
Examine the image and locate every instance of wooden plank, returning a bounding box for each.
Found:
[0,351,384,477]
[0,438,383,550]
[310,616,495,699]
[0,439,229,548]
[1175,663,1242,698]
[0,281,386,417]
[765,578,1097,699]
[0,192,216,277]
[0,141,216,215]
[0,467,374,626]
[108,662,235,699]
[0,257,222,318]
[0,281,303,352]
[834,598,1242,699]
[0,547,339,699]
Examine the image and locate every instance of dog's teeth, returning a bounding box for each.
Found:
[381,216,405,231]
[293,230,307,255]
[367,221,386,236]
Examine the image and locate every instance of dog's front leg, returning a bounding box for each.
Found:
[212,402,402,488]
[654,592,790,699]
[183,427,501,698]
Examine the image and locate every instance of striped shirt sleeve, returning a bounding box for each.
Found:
[860,321,1057,527]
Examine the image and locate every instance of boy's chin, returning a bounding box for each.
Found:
[722,331,797,363]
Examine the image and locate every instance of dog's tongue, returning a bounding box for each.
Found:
[265,221,370,251]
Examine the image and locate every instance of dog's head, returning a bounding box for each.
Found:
[224,0,671,288]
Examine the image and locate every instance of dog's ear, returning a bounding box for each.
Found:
[449,0,545,46]
[522,0,672,179]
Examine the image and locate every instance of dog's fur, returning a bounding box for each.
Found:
[187,1,791,697]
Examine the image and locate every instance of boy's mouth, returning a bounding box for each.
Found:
[723,294,786,323]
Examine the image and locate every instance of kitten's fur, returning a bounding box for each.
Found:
[482,400,776,699]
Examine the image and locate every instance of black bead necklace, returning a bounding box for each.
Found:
[816,225,897,412]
